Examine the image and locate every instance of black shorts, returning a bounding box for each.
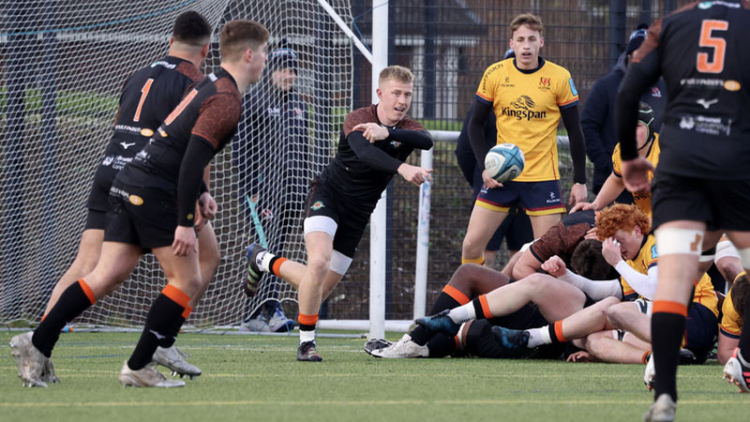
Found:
[684,303,718,364]
[85,209,107,230]
[652,170,750,231]
[86,163,119,212]
[465,319,564,360]
[306,178,376,258]
[104,181,180,250]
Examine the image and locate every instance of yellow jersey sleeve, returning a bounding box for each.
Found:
[693,274,719,318]
[554,70,580,109]
[720,288,743,338]
[475,60,505,104]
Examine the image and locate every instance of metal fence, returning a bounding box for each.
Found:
[324,0,692,320]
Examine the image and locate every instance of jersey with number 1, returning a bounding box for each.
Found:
[634,0,750,179]
[475,58,579,182]
[87,56,203,212]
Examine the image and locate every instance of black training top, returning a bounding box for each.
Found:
[117,68,242,226]
[618,0,750,179]
[319,104,433,207]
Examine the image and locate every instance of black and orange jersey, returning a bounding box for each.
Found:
[117,68,242,225]
[320,104,432,208]
[105,56,204,165]
[529,210,596,266]
[620,1,750,178]
[87,56,203,213]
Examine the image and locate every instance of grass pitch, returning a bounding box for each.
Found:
[1,331,747,422]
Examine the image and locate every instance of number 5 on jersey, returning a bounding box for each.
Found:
[697,19,728,74]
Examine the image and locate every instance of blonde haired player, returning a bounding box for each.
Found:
[462,13,588,267]
[246,65,433,361]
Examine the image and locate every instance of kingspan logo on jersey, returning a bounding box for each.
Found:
[502,96,547,121]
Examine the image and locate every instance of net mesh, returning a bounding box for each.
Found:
[0,0,352,328]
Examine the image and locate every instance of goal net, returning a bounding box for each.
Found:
[0,0,352,328]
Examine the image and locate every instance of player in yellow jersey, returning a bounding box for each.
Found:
[718,273,750,364]
[571,102,660,219]
[462,13,587,267]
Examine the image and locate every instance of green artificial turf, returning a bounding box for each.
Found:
[1,331,747,422]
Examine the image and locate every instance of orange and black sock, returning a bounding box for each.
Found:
[268,256,288,278]
[128,285,192,371]
[651,300,688,402]
[411,285,469,346]
[470,294,493,320]
[33,279,96,357]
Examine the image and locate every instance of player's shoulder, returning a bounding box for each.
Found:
[175,60,204,84]
[482,58,514,78]
[541,59,573,78]
[345,105,377,124]
[397,115,426,131]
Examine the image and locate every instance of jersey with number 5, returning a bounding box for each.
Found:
[632,0,750,179]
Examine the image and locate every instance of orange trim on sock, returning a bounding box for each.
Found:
[642,351,652,364]
[443,285,470,305]
[271,257,288,277]
[553,320,567,343]
[78,279,96,305]
[652,300,688,317]
[162,284,191,309]
[298,313,319,326]
[461,256,485,266]
[478,295,493,319]
[454,335,461,350]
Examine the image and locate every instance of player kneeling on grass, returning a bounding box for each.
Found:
[245,65,433,362]
[10,20,269,388]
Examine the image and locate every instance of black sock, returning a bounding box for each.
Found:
[127,293,188,370]
[33,280,95,358]
[411,291,462,346]
[740,300,750,361]
[471,296,489,320]
[425,333,455,358]
[651,311,686,402]
[299,323,316,332]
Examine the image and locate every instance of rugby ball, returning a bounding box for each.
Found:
[484,143,525,183]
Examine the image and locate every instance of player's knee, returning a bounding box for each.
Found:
[461,236,483,258]
[605,303,629,328]
[306,255,330,278]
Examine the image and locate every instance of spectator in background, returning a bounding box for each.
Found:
[235,43,310,333]
[581,24,667,198]
[455,49,533,271]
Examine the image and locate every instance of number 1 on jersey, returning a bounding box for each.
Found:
[133,78,154,122]
[697,20,728,74]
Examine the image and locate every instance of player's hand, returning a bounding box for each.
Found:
[569,201,597,214]
[481,169,503,189]
[541,255,567,277]
[621,157,654,194]
[567,350,594,363]
[353,123,389,143]
[199,192,218,220]
[172,225,198,256]
[602,237,623,266]
[584,227,598,240]
[568,183,588,207]
[398,164,432,187]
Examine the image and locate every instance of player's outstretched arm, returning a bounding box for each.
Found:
[397,163,432,187]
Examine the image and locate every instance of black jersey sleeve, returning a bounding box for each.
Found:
[617,20,663,161]
[468,98,493,171]
[560,106,587,184]
[347,131,404,173]
[386,128,433,150]
[177,135,216,226]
